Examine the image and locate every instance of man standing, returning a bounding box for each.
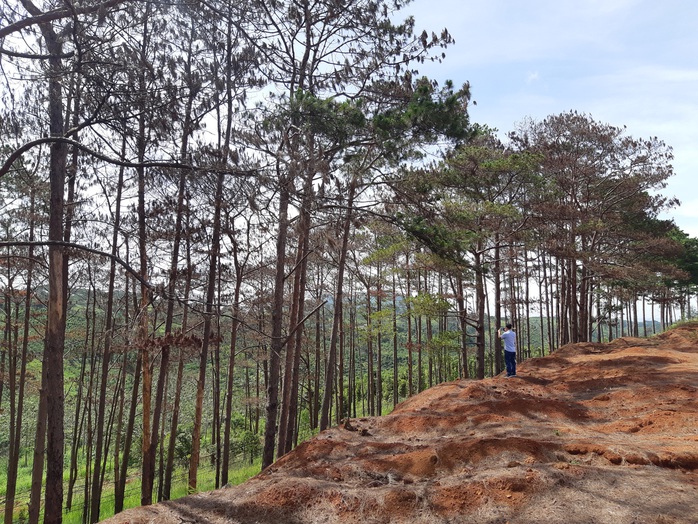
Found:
[498,324,517,377]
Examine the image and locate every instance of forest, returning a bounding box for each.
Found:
[1,0,698,523]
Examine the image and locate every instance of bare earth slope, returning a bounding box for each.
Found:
[102,324,698,524]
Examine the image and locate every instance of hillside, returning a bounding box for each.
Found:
[101,324,698,524]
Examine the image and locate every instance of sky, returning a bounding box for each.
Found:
[404,0,698,237]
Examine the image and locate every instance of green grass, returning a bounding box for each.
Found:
[665,317,698,330]
[224,461,263,485]
[1,460,261,523]
[0,460,35,521]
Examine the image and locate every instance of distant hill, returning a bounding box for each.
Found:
[101,323,698,524]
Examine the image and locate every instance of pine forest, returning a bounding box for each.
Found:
[1,1,698,523]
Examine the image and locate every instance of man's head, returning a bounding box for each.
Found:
[505,323,512,330]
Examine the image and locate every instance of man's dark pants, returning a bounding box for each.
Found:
[505,350,516,376]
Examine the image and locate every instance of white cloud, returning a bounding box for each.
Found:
[405,0,698,236]
[526,71,540,84]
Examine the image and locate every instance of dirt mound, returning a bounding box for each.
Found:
[101,324,698,524]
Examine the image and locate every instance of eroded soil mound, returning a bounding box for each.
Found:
[102,324,698,524]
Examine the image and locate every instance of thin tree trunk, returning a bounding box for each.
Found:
[0,282,8,416]
[538,250,547,355]
[642,295,648,338]
[366,289,374,415]
[90,136,127,522]
[80,284,99,522]
[542,254,551,349]
[376,270,383,415]
[493,240,503,374]
[4,193,35,524]
[287,234,311,449]
[406,257,413,394]
[348,289,356,418]
[115,350,141,513]
[455,278,469,379]
[337,292,345,426]
[113,263,131,514]
[163,239,192,500]
[219,0,248,483]
[262,168,292,469]
[211,276,223,487]
[311,303,321,429]
[278,211,309,456]
[392,271,399,408]
[28,353,47,524]
[157,374,169,502]
[485,278,493,377]
[66,346,88,511]
[2,287,16,519]
[221,248,244,485]
[131,2,158,507]
[417,270,423,392]
[188,170,225,491]
[474,247,486,380]
[320,178,356,430]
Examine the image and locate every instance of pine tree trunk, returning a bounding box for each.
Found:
[474,248,486,380]
[2,281,16,523]
[90,138,127,521]
[493,241,503,375]
[262,171,292,469]
[137,6,154,503]
[406,259,413,394]
[163,245,192,501]
[392,272,399,408]
[320,178,356,430]
[115,350,141,514]
[456,278,469,379]
[66,349,88,511]
[365,290,374,416]
[278,214,308,456]
[4,193,34,524]
[221,275,242,485]
[189,171,225,490]
[376,273,383,415]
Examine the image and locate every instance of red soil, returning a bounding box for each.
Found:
[101,323,698,524]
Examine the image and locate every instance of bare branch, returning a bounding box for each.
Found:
[0,0,131,39]
[0,239,152,289]
[0,136,257,178]
[0,46,74,59]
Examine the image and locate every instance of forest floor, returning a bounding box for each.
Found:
[101,323,698,524]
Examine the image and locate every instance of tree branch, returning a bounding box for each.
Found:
[0,46,74,59]
[0,239,152,290]
[0,0,131,39]
[0,136,257,178]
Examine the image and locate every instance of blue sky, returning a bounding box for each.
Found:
[405,0,698,237]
